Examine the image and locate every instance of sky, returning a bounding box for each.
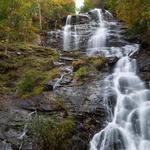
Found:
[75,0,84,9]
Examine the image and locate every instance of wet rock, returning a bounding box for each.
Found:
[0,102,32,149]
[134,46,150,88]
[59,74,72,85]
[18,93,62,112]
[43,80,55,91]
[72,59,86,72]
[107,57,119,66]
[55,75,108,112]
[60,56,76,61]
[65,14,90,25]
[0,141,13,150]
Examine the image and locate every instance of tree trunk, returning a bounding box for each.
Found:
[37,0,42,31]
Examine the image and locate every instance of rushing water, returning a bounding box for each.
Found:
[63,15,80,51]
[89,9,150,150]
[63,15,72,51]
[90,55,150,150]
[88,9,107,49]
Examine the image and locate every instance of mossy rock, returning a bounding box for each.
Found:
[72,59,87,72]
[72,56,107,73]
[17,71,46,98]
[74,66,89,81]
[88,56,107,71]
[17,68,60,99]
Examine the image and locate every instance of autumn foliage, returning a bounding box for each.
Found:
[0,0,75,42]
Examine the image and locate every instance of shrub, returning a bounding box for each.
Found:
[29,115,75,150]
[80,0,102,13]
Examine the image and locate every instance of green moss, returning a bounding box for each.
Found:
[17,68,60,98]
[0,42,59,94]
[88,56,106,71]
[72,59,86,72]
[17,71,46,98]
[73,56,106,72]
[33,86,44,96]
[0,42,32,52]
[46,68,60,80]
[28,115,75,150]
[74,66,89,80]
[55,96,67,112]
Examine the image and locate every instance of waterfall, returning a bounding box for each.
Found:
[89,10,150,150]
[88,9,107,49]
[74,25,79,50]
[63,15,80,51]
[63,15,72,51]
[45,6,150,150]
[90,56,150,150]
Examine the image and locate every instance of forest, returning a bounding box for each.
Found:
[0,0,75,42]
[0,0,150,150]
[0,0,149,43]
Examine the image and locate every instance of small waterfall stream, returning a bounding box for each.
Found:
[63,15,72,51]
[87,9,107,49]
[63,15,80,51]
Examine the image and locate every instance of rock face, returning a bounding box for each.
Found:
[0,94,32,150]
[55,73,110,150]
[133,46,150,88]
[66,14,91,25]
[0,74,110,150]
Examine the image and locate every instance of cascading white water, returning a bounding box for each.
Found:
[74,25,79,50]
[89,8,150,150]
[63,15,72,51]
[88,9,107,49]
[63,15,80,51]
[90,56,150,150]
[47,7,150,150]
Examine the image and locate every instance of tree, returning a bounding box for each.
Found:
[0,0,75,42]
[80,0,102,13]
[36,0,42,31]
